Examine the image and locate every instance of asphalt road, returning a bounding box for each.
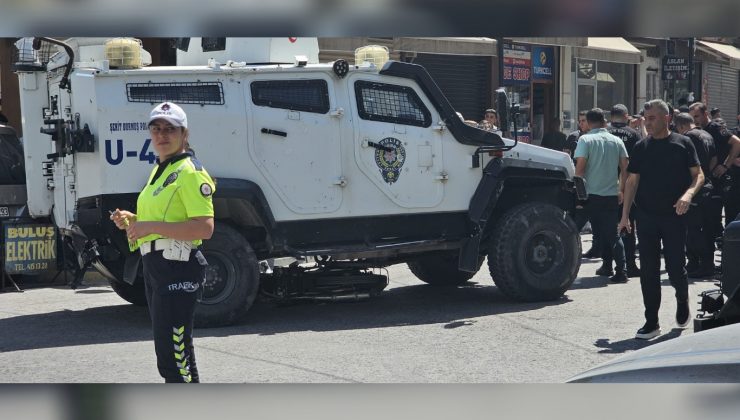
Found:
[0,235,721,383]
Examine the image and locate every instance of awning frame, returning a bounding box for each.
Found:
[696,40,740,70]
[573,37,642,65]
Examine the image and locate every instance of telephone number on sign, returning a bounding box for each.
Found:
[11,262,50,272]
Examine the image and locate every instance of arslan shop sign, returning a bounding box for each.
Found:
[503,43,531,85]
[662,56,689,80]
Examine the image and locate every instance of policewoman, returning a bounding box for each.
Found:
[110,102,215,383]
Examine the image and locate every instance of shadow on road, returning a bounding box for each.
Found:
[593,328,687,354]
[0,282,571,352]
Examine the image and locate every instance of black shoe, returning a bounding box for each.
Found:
[626,262,640,278]
[595,265,614,276]
[609,271,628,283]
[676,300,690,328]
[582,248,602,259]
[635,323,661,340]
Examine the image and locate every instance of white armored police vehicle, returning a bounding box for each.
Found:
[15,37,585,327]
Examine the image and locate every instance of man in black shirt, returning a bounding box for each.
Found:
[563,111,588,158]
[540,117,567,151]
[689,102,740,228]
[675,112,717,278]
[619,99,704,340]
[608,104,641,277]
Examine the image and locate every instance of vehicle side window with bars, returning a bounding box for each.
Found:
[354,81,431,127]
[250,80,330,114]
[127,82,224,105]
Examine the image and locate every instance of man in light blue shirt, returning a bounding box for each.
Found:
[574,108,629,283]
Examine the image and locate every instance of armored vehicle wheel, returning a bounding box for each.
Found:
[196,223,260,328]
[408,252,482,286]
[488,202,580,301]
[108,278,147,306]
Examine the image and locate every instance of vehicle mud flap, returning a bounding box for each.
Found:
[461,159,505,272]
[122,253,142,285]
[458,235,481,272]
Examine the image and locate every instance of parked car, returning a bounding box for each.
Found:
[567,323,740,383]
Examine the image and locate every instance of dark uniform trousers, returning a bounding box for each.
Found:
[142,248,205,383]
[586,195,625,271]
[618,203,637,264]
[635,209,689,325]
[686,196,719,269]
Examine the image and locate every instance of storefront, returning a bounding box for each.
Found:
[501,42,559,144]
[570,38,640,120]
[697,40,740,130]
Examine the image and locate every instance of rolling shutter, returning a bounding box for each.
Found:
[411,53,491,122]
[705,62,739,131]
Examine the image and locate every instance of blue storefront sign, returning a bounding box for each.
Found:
[532,46,554,81]
[3,223,57,274]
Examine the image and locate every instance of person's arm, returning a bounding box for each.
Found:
[618,173,639,233]
[714,134,740,177]
[575,157,587,178]
[674,166,704,215]
[126,217,214,242]
[618,157,629,204]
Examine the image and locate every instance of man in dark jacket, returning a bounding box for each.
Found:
[540,117,567,151]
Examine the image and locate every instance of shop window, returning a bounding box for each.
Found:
[578,60,596,80]
[596,61,634,112]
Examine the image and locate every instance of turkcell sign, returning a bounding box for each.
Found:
[3,223,57,274]
[532,46,554,81]
[662,56,689,81]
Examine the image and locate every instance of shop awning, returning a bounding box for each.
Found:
[697,40,740,70]
[509,38,588,48]
[573,38,642,64]
[394,37,498,56]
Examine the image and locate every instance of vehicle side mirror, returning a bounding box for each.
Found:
[495,88,510,137]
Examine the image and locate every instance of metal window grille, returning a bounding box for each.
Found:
[11,37,59,71]
[250,80,330,114]
[354,81,431,127]
[126,82,225,105]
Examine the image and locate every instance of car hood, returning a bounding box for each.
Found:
[568,323,740,383]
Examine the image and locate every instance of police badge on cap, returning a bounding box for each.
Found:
[200,183,213,197]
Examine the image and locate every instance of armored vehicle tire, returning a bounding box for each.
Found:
[408,252,482,286]
[109,278,148,306]
[488,202,580,301]
[196,223,260,328]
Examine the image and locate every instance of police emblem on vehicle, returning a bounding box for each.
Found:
[200,183,213,197]
[374,137,406,184]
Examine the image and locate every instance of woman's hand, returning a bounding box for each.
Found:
[125,221,155,241]
[109,209,136,230]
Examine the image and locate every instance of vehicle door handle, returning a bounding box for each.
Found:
[261,128,287,137]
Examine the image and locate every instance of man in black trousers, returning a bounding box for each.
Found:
[674,112,717,278]
[608,104,642,278]
[619,99,704,340]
